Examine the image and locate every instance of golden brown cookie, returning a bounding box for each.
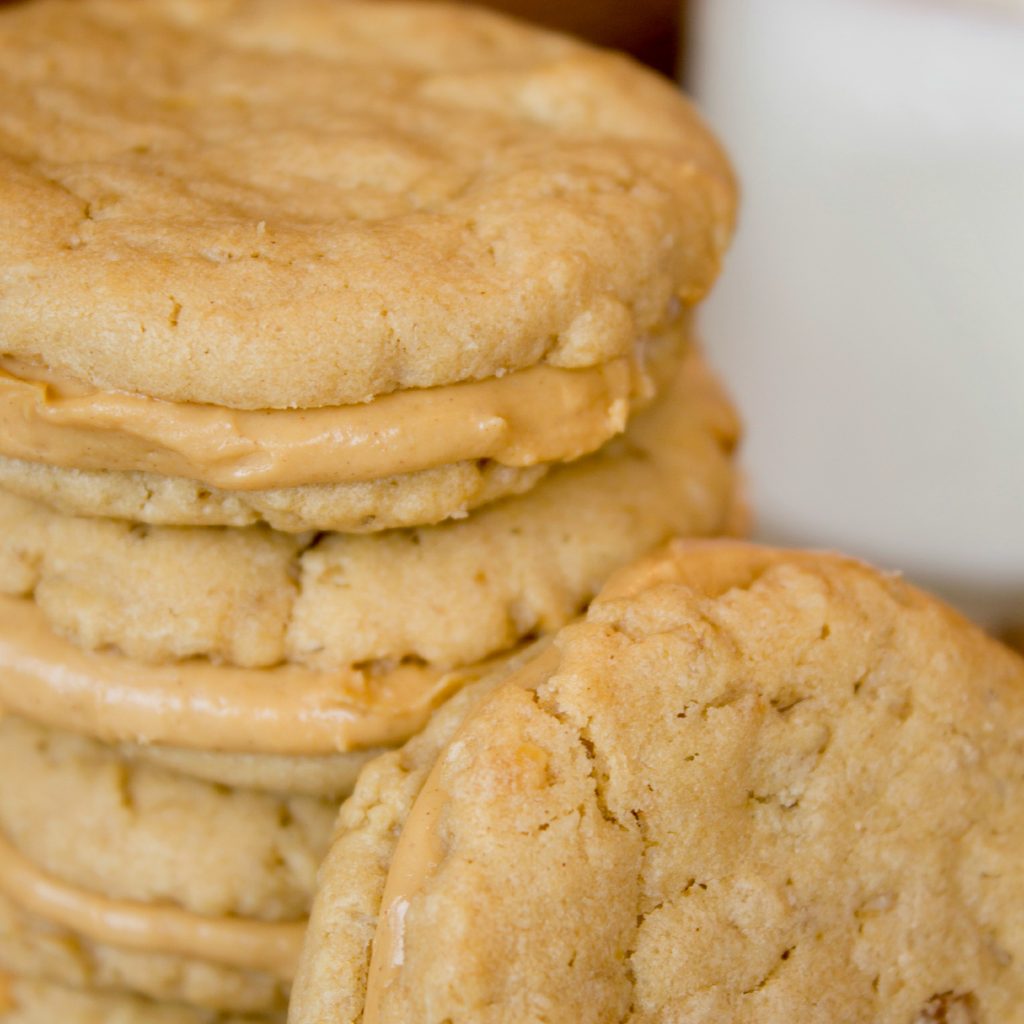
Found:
[293,542,1024,1024]
[0,456,548,535]
[0,1,734,410]
[0,0,733,533]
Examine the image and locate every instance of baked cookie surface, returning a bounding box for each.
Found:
[0,0,734,409]
[293,542,1024,1024]
[0,455,548,535]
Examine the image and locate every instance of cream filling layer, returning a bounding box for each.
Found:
[362,643,562,1023]
[0,594,484,755]
[0,832,302,978]
[0,322,685,491]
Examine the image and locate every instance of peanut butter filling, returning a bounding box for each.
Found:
[0,322,685,491]
[362,643,561,1022]
[0,832,302,978]
[0,594,487,755]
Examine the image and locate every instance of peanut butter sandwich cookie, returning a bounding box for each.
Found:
[0,1,743,1019]
[0,347,738,762]
[292,542,1024,1024]
[0,0,735,533]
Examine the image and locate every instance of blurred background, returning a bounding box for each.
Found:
[478,0,1024,633]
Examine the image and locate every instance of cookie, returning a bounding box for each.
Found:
[0,0,732,532]
[292,542,1024,1024]
[0,715,334,1013]
[0,975,281,1024]
[0,347,737,671]
[0,1,734,410]
[0,456,548,535]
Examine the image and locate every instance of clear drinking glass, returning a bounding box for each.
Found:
[690,0,1024,626]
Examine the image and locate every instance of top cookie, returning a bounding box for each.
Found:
[0,0,735,409]
[293,541,1024,1024]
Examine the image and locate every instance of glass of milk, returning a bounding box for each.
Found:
[689,0,1024,628]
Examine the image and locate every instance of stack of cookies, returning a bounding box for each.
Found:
[0,2,739,1021]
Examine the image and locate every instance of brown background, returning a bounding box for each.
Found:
[0,0,682,74]
[464,0,681,75]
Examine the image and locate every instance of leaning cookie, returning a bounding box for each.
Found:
[0,0,734,530]
[293,541,1024,1024]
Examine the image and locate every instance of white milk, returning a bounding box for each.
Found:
[690,0,1024,625]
